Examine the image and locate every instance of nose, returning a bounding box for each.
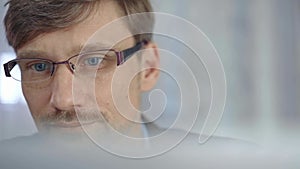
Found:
[50,65,74,110]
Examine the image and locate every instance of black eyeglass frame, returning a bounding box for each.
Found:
[3,40,148,78]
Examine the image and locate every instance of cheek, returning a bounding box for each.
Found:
[95,67,140,112]
[94,72,114,109]
[22,84,50,118]
[128,74,141,108]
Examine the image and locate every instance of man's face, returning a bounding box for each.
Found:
[16,1,158,136]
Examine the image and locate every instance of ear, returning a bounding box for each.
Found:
[140,42,160,91]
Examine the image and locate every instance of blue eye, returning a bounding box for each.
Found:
[32,63,49,72]
[85,57,102,66]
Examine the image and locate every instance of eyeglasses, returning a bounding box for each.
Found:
[3,40,148,83]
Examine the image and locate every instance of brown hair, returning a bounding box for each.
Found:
[4,0,154,50]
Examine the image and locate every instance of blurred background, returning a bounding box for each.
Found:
[150,0,300,148]
[0,0,299,152]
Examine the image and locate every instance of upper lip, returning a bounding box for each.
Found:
[48,119,98,128]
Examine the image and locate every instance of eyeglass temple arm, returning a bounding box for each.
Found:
[3,62,16,77]
[117,40,148,66]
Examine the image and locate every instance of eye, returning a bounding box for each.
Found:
[84,57,103,66]
[85,57,102,66]
[30,63,49,72]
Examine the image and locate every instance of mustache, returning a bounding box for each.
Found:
[39,109,105,125]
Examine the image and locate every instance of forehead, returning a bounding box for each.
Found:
[16,0,129,59]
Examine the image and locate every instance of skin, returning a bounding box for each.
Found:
[16,1,160,137]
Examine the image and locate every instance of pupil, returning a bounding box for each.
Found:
[35,63,46,71]
[89,58,99,65]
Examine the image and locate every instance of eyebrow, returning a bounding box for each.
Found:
[76,42,116,54]
[17,50,50,59]
[17,42,117,59]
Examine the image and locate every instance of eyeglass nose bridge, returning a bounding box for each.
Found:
[51,60,76,76]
